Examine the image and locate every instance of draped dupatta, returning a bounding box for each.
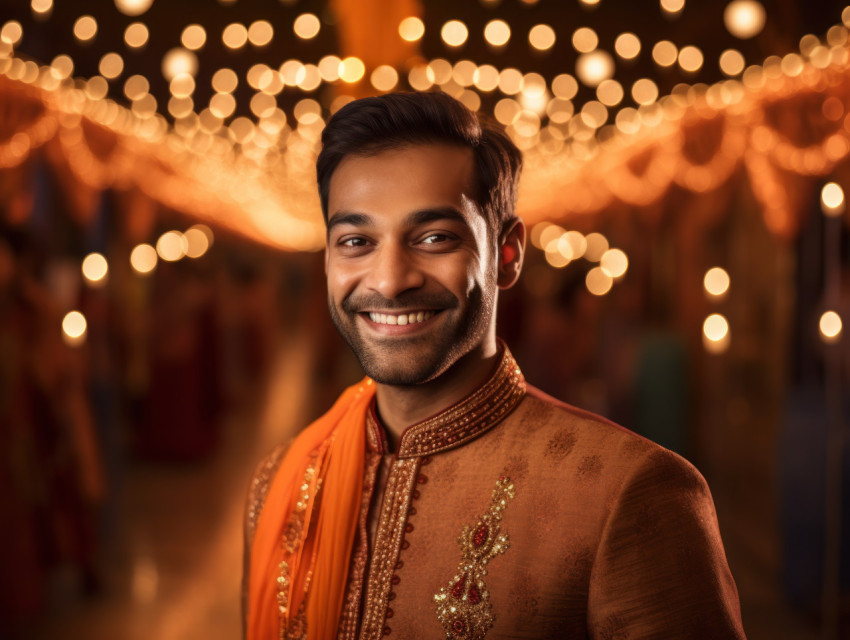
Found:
[248,379,376,640]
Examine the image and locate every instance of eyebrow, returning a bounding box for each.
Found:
[326,207,468,236]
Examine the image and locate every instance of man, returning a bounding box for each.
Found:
[244,92,745,639]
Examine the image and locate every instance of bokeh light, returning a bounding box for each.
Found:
[441,20,468,47]
[529,24,556,51]
[615,33,641,60]
[586,267,614,295]
[156,231,188,262]
[185,225,213,259]
[724,0,766,39]
[704,267,731,297]
[73,16,97,42]
[399,17,424,42]
[181,25,206,50]
[703,313,730,353]
[114,0,153,16]
[130,243,157,275]
[124,22,149,48]
[819,310,843,342]
[294,14,320,40]
[82,252,109,286]
[484,20,511,47]
[600,248,628,278]
[576,50,614,87]
[821,182,845,216]
[62,311,87,346]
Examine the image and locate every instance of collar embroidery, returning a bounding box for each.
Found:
[365,345,526,459]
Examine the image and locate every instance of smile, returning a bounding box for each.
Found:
[366,310,438,326]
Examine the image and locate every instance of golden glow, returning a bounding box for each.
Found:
[409,65,435,91]
[600,248,628,278]
[114,0,154,16]
[296,64,321,91]
[494,98,521,126]
[130,243,157,275]
[529,24,556,51]
[820,310,843,342]
[581,101,608,128]
[552,73,579,99]
[168,96,193,118]
[615,32,640,60]
[724,0,766,39]
[1,21,22,47]
[827,25,848,47]
[131,93,156,117]
[169,73,195,98]
[185,225,213,258]
[821,182,845,216]
[212,68,237,93]
[156,231,187,262]
[294,99,321,125]
[530,222,552,249]
[584,233,609,261]
[704,267,730,297]
[428,59,452,84]
[453,60,477,86]
[247,63,271,89]
[571,27,597,53]
[181,24,206,50]
[124,74,149,100]
[62,311,87,346]
[86,76,108,101]
[780,53,803,77]
[99,52,124,79]
[586,267,614,295]
[399,16,425,42]
[31,0,53,15]
[339,57,365,83]
[678,45,704,73]
[576,50,614,87]
[703,313,729,342]
[719,49,745,76]
[51,55,74,80]
[73,16,97,42]
[293,14,320,40]
[248,20,274,46]
[124,22,149,48]
[473,64,499,91]
[162,48,197,80]
[279,60,304,86]
[319,55,342,82]
[370,65,399,91]
[660,0,685,14]
[484,20,511,47]
[82,253,108,285]
[579,0,601,5]
[250,93,276,118]
[441,20,468,47]
[498,67,523,95]
[652,40,678,67]
[222,23,248,49]
[596,79,624,106]
[209,92,236,118]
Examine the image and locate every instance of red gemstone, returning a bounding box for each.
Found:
[386,608,394,618]
[383,626,392,636]
[391,575,400,585]
[467,584,482,605]
[401,540,410,550]
[417,474,428,484]
[405,523,414,533]
[452,619,465,634]
[451,575,466,599]
[472,524,489,547]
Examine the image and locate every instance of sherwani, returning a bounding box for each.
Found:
[245,347,746,639]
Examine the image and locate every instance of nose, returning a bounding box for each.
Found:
[365,242,425,300]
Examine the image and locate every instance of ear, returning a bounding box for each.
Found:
[497,217,525,290]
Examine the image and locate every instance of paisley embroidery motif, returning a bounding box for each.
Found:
[434,477,516,639]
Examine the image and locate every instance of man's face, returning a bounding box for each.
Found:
[325,143,497,386]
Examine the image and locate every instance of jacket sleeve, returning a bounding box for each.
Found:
[587,448,746,639]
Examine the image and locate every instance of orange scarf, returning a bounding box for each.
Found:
[248,378,376,640]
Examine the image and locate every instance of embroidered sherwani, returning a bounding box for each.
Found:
[245,347,746,639]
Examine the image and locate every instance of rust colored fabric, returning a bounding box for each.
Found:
[246,348,745,638]
[247,378,376,640]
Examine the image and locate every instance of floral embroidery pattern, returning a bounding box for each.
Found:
[434,477,516,639]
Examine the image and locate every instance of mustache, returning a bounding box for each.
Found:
[342,291,458,313]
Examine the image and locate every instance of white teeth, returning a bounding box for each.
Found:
[368,311,436,326]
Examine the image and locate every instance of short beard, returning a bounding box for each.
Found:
[327,284,495,386]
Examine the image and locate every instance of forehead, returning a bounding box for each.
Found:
[327,143,477,220]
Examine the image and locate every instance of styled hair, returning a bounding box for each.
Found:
[316,91,522,236]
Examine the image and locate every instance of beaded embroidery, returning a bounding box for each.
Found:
[434,477,516,640]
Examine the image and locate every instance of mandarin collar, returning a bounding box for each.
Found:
[365,343,526,459]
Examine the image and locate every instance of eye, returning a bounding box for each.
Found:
[421,233,450,244]
[340,236,368,248]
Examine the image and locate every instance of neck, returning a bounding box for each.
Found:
[374,335,500,451]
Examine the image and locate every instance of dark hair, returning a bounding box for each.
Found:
[316,91,522,236]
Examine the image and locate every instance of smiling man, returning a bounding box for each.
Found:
[244,92,745,640]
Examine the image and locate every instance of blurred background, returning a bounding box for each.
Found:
[0,0,849,638]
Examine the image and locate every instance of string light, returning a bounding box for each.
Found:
[615,33,641,60]
[62,311,87,347]
[31,0,52,16]
[678,46,704,72]
[248,20,273,47]
[596,79,624,106]
[339,57,365,83]
[82,252,108,285]
[576,50,614,87]
[399,17,424,42]
[114,0,154,16]
[162,48,197,81]
[552,73,579,99]
[181,25,206,50]
[222,23,248,49]
[441,20,468,47]
[821,182,845,216]
[652,40,678,66]
[819,311,843,343]
[724,0,766,39]
[660,0,685,15]
[1,21,23,47]
[370,65,399,92]
[484,20,511,47]
[293,14,320,40]
[600,248,628,278]
[703,314,730,353]
[529,24,556,51]
[719,49,745,76]
[156,231,188,262]
[99,52,124,80]
[124,22,149,48]
[571,27,598,53]
[704,267,730,297]
[212,68,238,93]
[130,243,157,275]
[586,267,614,295]
[185,224,213,258]
[73,16,97,42]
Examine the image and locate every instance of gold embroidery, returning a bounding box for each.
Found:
[398,347,525,458]
[359,457,421,640]
[247,443,288,544]
[434,477,516,640]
